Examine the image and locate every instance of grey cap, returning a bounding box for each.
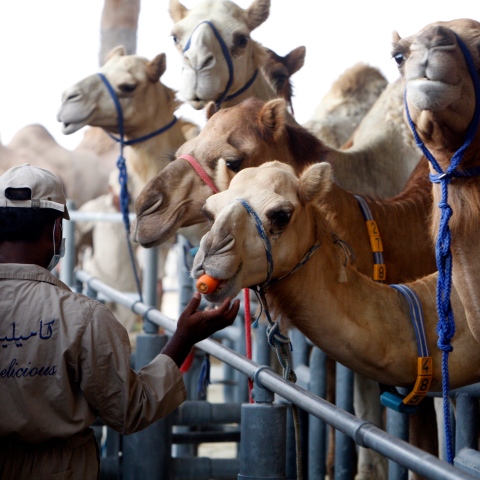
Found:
[0,164,70,219]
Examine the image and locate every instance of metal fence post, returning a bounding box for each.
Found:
[334,363,356,480]
[60,199,76,288]
[238,369,287,480]
[308,346,328,480]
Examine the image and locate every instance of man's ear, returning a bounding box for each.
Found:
[54,216,63,244]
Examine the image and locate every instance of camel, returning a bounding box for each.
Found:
[133,91,423,244]
[6,124,111,208]
[132,97,437,478]
[262,46,306,116]
[168,0,278,110]
[57,45,188,199]
[303,62,388,148]
[57,46,196,306]
[133,97,428,261]
[192,161,477,479]
[393,18,480,344]
[192,160,479,390]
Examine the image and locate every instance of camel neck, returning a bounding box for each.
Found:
[265,231,479,391]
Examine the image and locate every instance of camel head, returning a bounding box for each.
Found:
[191,161,333,303]
[57,46,179,138]
[262,46,306,114]
[132,97,325,248]
[392,18,480,161]
[168,0,272,109]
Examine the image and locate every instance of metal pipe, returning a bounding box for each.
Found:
[76,270,478,480]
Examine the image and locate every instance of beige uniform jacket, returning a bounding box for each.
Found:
[0,263,187,443]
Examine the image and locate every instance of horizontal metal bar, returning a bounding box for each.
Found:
[68,210,136,223]
[75,269,478,480]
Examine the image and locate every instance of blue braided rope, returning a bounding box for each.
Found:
[403,31,480,464]
[97,73,145,303]
[183,20,258,108]
[237,199,274,285]
[184,21,234,108]
[197,353,211,399]
[105,116,178,147]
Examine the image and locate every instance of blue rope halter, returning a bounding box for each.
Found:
[404,31,480,464]
[97,72,178,304]
[183,20,259,109]
[236,198,320,382]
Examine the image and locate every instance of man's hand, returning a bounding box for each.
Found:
[161,292,240,368]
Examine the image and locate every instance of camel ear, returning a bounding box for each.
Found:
[392,31,401,43]
[169,0,188,22]
[298,162,333,204]
[258,99,286,139]
[245,0,270,31]
[205,101,219,120]
[106,45,127,62]
[285,46,306,75]
[147,53,167,82]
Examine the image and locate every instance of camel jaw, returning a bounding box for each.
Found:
[57,104,97,135]
[407,79,462,112]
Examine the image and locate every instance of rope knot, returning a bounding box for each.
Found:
[437,340,454,353]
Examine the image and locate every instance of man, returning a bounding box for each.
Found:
[0,164,239,479]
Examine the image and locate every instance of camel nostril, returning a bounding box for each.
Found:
[65,92,82,103]
[200,54,214,71]
[137,196,163,217]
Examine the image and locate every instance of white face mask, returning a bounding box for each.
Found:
[47,221,66,272]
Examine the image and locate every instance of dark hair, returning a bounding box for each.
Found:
[0,207,61,242]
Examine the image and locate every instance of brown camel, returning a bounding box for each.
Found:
[192,161,479,391]
[134,97,434,284]
[132,98,436,478]
[393,18,480,344]
[262,46,306,116]
[303,62,388,148]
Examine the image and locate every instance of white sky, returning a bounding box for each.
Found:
[0,1,479,151]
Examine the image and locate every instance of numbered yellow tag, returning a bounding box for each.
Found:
[366,220,379,237]
[373,264,386,281]
[403,357,433,406]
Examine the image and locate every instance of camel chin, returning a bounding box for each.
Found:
[199,273,243,305]
[61,121,89,135]
[407,79,462,112]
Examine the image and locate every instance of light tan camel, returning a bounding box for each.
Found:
[57,46,188,199]
[262,46,306,116]
[192,161,479,390]
[7,124,111,207]
[168,0,277,110]
[394,18,480,344]
[303,62,388,148]
[57,46,195,307]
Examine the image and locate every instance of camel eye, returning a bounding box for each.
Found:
[118,83,137,94]
[225,158,243,173]
[201,206,215,225]
[393,52,405,67]
[268,208,292,234]
[235,35,249,48]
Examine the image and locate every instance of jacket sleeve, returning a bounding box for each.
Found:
[78,303,187,434]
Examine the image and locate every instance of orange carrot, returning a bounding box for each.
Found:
[196,274,220,294]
